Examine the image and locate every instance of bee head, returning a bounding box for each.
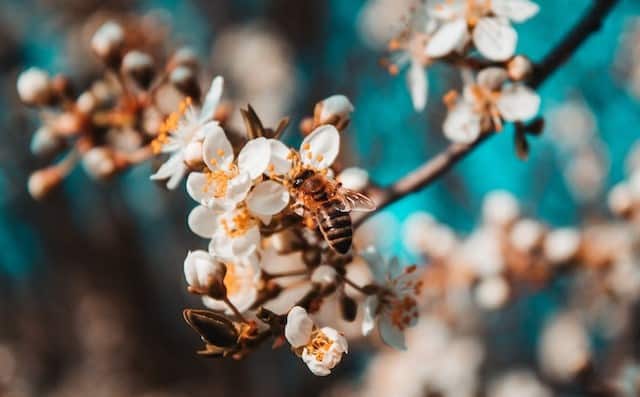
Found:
[292,169,314,188]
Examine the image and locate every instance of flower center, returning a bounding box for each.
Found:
[465,0,492,26]
[220,206,255,238]
[204,164,239,198]
[151,97,192,154]
[223,263,241,296]
[305,329,334,362]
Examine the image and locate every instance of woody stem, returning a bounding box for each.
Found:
[223,296,249,323]
[353,0,619,229]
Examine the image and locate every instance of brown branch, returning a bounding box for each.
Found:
[354,0,619,229]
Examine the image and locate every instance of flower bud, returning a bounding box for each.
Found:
[311,265,338,287]
[183,309,238,348]
[76,91,98,114]
[30,126,61,156]
[337,167,369,191]
[82,147,116,179]
[183,140,204,169]
[28,167,63,199]
[475,276,509,310]
[608,183,633,217]
[91,21,125,68]
[539,313,591,382]
[544,228,581,265]
[52,112,82,137]
[170,66,201,99]
[313,95,354,130]
[340,295,358,322]
[184,250,226,296]
[483,190,520,227]
[168,47,198,71]
[509,219,544,252]
[17,68,51,106]
[121,50,155,89]
[507,55,533,81]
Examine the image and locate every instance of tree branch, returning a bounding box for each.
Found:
[354,0,619,229]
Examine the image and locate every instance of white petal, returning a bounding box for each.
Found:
[201,295,226,311]
[225,172,252,204]
[184,250,219,288]
[285,306,314,348]
[300,125,340,169]
[150,153,187,189]
[443,102,482,143]
[360,246,388,283]
[238,137,271,178]
[231,226,261,258]
[425,19,469,58]
[496,84,541,121]
[407,61,428,111]
[362,296,379,336]
[187,205,218,238]
[379,315,407,350]
[319,95,354,122]
[186,172,208,203]
[199,76,223,124]
[477,67,509,90]
[491,0,540,23]
[202,123,234,171]
[267,139,293,175]
[473,17,517,61]
[246,180,290,216]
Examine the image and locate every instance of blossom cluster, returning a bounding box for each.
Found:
[386,0,541,145]
[17,19,208,198]
[162,77,426,375]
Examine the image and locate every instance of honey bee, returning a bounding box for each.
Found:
[291,169,376,254]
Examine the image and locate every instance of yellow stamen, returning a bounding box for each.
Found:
[151,97,192,154]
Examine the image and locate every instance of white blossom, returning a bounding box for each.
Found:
[183,250,225,291]
[427,0,539,61]
[151,76,224,189]
[361,248,423,350]
[285,306,348,376]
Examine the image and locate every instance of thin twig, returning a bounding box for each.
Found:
[353,0,619,229]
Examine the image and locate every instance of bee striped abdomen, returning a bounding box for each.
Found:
[318,198,353,254]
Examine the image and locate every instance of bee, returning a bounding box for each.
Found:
[291,169,376,254]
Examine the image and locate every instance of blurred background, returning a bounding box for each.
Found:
[2,0,640,396]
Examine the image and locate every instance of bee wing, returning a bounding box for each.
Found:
[335,188,377,212]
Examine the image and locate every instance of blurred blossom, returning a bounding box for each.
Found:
[474,275,509,310]
[548,99,609,203]
[538,312,591,382]
[488,370,551,397]
[212,23,296,132]
[482,190,520,227]
[614,17,640,99]
[357,0,418,49]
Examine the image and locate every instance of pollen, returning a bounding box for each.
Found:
[221,206,254,238]
[217,149,225,157]
[305,329,334,362]
[302,143,311,151]
[223,262,241,296]
[151,97,192,154]
[316,154,324,162]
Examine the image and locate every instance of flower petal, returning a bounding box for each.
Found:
[247,180,290,216]
[285,306,314,348]
[187,205,218,238]
[496,84,540,121]
[362,296,379,336]
[427,1,465,20]
[300,125,340,169]
[268,139,293,175]
[225,172,252,204]
[443,102,482,143]
[150,153,187,189]
[199,76,224,124]
[360,246,387,283]
[379,315,407,350]
[202,123,233,171]
[407,61,428,111]
[186,172,208,203]
[231,225,261,258]
[491,0,540,23]
[425,19,469,58]
[473,17,517,61]
[238,137,271,179]
[184,250,218,288]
